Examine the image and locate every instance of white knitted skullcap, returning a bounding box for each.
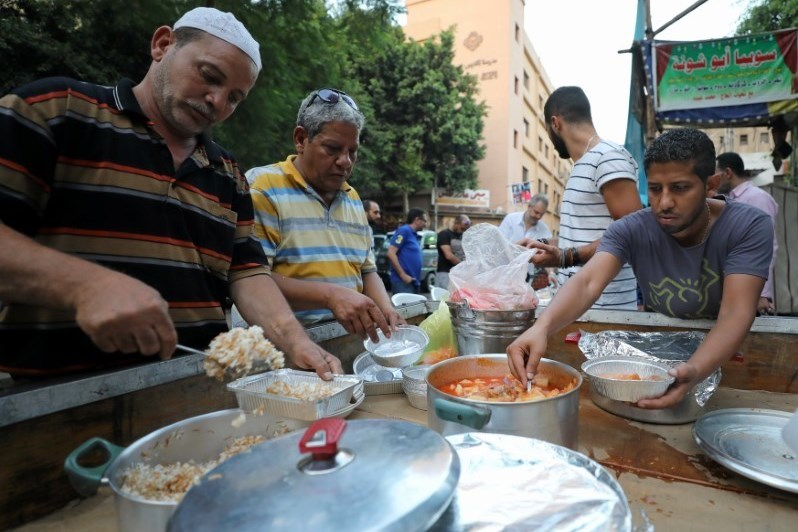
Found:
[174,7,261,72]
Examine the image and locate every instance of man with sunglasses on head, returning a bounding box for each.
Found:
[246,88,403,343]
[0,7,342,380]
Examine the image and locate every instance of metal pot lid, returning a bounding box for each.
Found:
[168,419,459,532]
[693,408,798,493]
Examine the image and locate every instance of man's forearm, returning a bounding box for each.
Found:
[362,271,393,313]
[231,275,311,350]
[268,273,337,311]
[688,275,762,381]
[0,223,101,309]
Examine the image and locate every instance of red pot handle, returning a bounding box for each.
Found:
[298,418,347,460]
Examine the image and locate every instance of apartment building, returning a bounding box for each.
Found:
[404,0,568,233]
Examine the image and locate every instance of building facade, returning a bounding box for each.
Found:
[404,0,568,234]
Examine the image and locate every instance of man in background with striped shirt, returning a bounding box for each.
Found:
[0,8,341,379]
[246,89,402,342]
[529,86,643,310]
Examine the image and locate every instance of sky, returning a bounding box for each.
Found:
[523,0,753,143]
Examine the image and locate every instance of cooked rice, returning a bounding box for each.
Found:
[121,427,291,503]
[203,326,285,381]
[265,380,336,401]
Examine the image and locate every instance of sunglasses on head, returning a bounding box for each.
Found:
[309,88,359,111]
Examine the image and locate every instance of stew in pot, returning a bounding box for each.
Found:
[437,374,577,403]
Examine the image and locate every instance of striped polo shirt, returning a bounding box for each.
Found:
[0,77,269,375]
[558,139,639,310]
[246,156,375,324]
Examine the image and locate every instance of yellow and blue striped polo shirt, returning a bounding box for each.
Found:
[246,156,375,323]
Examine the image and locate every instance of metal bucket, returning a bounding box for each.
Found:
[446,301,536,356]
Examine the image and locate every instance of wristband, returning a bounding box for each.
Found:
[572,247,581,266]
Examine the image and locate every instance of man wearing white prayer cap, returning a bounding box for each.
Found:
[0,7,344,381]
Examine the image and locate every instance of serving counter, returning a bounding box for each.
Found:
[13,387,798,531]
[2,303,797,529]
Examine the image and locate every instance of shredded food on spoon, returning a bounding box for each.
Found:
[203,326,285,381]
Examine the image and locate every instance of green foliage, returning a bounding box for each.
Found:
[736,0,798,34]
[0,0,184,93]
[0,0,485,195]
[349,29,486,200]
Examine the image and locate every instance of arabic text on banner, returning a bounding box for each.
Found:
[653,29,798,112]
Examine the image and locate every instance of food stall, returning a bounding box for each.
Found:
[2,299,797,530]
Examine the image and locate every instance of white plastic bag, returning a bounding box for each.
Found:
[449,223,538,310]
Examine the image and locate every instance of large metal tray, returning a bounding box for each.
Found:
[693,408,798,493]
[227,369,362,421]
[352,352,403,395]
[430,433,631,531]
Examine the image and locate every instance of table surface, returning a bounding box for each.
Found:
[16,386,798,531]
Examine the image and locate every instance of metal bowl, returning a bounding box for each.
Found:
[363,325,429,368]
[402,366,430,410]
[581,356,674,402]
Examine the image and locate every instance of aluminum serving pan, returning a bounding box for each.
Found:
[352,351,403,395]
[227,369,362,421]
[581,356,674,402]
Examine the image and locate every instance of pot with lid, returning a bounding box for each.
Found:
[168,418,460,531]
[63,409,311,532]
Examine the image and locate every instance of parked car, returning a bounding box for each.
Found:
[375,230,438,292]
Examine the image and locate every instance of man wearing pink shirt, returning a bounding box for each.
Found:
[716,152,778,314]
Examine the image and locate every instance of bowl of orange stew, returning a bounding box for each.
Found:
[581,356,674,403]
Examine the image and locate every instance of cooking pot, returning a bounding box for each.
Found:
[64,409,309,532]
[168,418,460,531]
[426,354,582,449]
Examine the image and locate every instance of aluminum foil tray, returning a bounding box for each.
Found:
[430,433,631,531]
[582,356,674,402]
[227,369,362,421]
[353,352,403,395]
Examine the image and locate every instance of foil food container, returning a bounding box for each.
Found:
[363,325,429,368]
[430,432,631,531]
[402,366,430,410]
[581,357,674,402]
[352,352,403,395]
[578,330,719,407]
[227,369,362,421]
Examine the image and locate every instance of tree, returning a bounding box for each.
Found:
[0,0,485,197]
[736,0,798,34]
[0,0,185,94]
[349,29,486,210]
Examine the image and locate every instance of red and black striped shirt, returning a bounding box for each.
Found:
[0,77,268,376]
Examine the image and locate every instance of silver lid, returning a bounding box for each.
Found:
[693,408,798,493]
[168,419,459,531]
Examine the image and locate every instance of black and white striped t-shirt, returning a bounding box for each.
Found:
[557,139,639,309]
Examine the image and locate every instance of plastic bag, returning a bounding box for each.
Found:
[449,223,538,310]
[415,302,458,365]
